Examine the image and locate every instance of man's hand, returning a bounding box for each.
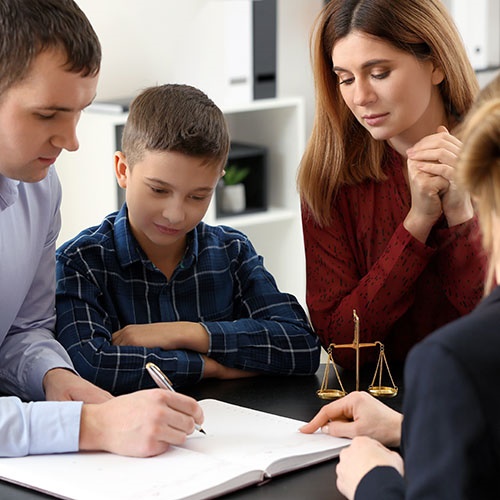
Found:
[43,368,112,403]
[79,389,204,457]
[299,391,402,447]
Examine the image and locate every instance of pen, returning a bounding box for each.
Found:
[146,362,206,435]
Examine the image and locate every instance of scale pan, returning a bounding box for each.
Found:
[316,389,347,399]
[368,386,398,398]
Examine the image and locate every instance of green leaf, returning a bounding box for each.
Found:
[223,164,251,185]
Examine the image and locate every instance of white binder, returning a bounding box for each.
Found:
[449,0,500,70]
[171,0,253,107]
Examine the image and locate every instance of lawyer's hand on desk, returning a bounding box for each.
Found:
[300,391,403,447]
[300,392,404,500]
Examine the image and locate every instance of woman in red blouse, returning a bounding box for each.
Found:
[297,0,486,368]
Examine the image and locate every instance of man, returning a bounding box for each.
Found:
[0,0,203,458]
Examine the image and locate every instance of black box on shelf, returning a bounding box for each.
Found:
[216,142,268,218]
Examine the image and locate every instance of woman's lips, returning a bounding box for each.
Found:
[363,113,389,127]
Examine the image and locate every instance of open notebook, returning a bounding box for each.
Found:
[0,399,350,500]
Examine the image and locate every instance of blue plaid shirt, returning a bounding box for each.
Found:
[56,205,320,395]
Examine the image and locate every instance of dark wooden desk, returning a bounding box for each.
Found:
[0,364,404,500]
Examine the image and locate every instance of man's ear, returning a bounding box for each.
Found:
[114,151,129,189]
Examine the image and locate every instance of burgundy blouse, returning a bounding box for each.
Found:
[302,149,486,369]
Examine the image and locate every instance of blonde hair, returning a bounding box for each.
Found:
[458,96,500,294]
[297,0,479,226]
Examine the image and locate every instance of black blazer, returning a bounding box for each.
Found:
[355,286,500,500]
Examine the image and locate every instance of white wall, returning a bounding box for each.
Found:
[75,0,499,143]
[75,0,323,137]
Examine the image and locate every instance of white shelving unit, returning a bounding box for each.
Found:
[56,97,307,306]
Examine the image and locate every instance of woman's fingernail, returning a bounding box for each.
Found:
[321,425,330,434]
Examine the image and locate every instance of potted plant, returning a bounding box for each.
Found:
[220,164,250,213]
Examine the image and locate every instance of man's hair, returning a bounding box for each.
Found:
[0,0,101,95]
[122,84,230,169]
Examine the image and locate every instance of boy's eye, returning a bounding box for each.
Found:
[36,113,56,120]
[150,186,166,194]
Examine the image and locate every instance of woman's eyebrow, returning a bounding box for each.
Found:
[333,58,392,72]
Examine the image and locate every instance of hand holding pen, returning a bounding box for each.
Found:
[146,362,207,435]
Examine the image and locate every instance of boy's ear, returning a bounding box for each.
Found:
[114,151,129,189]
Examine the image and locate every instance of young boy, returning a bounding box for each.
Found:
[0,0,203,457]
[56,84,320,395]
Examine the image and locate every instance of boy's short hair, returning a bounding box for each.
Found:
[122,84,230,169]
[0,0,101,96]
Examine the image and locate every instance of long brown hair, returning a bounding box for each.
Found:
[297,0,479,226]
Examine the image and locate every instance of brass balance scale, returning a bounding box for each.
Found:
[317,309,398,399]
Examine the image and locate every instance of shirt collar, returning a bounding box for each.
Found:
[114,204,143,266]
[0,174,20,211]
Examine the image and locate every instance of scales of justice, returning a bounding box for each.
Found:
[317,309,398,399]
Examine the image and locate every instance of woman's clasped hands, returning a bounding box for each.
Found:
[404,126,473,243]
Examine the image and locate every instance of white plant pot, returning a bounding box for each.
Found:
[221,183,246,213]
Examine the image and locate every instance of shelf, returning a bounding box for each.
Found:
[221,96,303,114]
[214,207,296,229]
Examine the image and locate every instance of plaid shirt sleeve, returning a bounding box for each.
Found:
[203,232,320,375]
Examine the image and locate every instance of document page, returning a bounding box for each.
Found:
[186,399,350,475]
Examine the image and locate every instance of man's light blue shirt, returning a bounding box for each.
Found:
[0,167,81,456]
